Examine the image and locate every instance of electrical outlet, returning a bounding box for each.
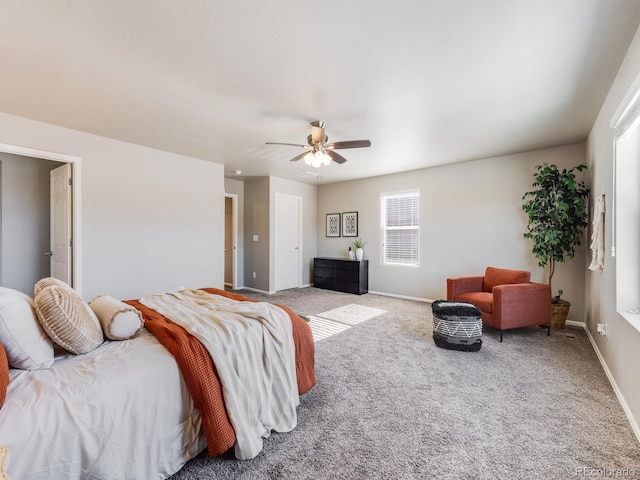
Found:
[597,323,607,338]
[253,272,256,279]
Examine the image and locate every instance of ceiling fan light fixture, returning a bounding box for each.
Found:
[303,151,315,166]
[311,150,326,168]
[304,150,331,168]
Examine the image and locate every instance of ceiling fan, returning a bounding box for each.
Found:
[266,120,371,167]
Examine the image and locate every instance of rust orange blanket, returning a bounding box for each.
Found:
[125,287,316,457]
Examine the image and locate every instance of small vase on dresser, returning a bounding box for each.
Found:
[352,238,367,262]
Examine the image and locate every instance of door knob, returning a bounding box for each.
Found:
[44,251,53,257]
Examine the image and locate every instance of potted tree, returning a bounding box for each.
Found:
[522,163,590,329]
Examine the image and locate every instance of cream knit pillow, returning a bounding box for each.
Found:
[34,277,72,297]
[34,285,103,354]
[89,295,144,340]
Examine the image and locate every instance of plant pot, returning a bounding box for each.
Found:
[355,248,364,261]
[551,300,571,330]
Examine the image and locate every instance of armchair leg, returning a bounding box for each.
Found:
[499,332,503,342]
[547,325,550,336]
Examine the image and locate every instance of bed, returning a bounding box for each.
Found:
[0,285,315,479]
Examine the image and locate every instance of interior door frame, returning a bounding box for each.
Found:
[224,192,239,290]
[0,143,82,294]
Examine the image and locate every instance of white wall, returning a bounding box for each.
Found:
[318,143,588,321]
[0,112,225,301]
[586,26,640,438]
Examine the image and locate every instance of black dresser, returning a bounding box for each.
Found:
[313,257,368,295]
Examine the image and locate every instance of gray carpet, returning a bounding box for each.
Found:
[170,287,640,479]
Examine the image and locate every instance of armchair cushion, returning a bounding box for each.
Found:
[482,267,530,292]
[446,275,484,301]
[455,292,493,314]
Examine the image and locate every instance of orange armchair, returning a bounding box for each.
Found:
[447,266,551,342]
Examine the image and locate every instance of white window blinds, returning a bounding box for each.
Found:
[380,190,420,266]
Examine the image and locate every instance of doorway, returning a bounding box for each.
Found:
[224,193,238,290]
[0,143,80,294]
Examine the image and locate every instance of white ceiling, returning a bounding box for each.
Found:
[2,1,640,184]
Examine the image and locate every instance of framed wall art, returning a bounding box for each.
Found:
[342,211,358,237]
[326,213,341,237]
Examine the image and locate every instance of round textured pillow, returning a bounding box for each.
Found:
[34,285,103,354]
[34,277,73,298]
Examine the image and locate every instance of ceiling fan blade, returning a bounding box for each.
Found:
[326,140,371,150]
[289,151,311,162]
[265,142,308,148]
[325,150,348,164]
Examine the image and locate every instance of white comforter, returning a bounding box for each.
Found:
[0,329,206,480]
[139,289,299,460]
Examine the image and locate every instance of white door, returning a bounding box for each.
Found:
[50,164,72,284]
[274,193,302,291]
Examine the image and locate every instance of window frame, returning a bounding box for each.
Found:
[611,84,640,333]
[379,189,420,267]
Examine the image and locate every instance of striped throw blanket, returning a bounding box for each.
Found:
[139,289,299,460]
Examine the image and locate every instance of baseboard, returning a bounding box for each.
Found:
[236,286,275,295]
[238,285,311,294]
[367,290,431,303]
[565,319,584,328]
[582,323,640,443]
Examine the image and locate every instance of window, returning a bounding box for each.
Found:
[380,190,420,266]
[611,77,640,332]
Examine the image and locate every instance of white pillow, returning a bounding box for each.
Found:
[34,285,103,355]
[89,295,144,340]
[0,287,54,370]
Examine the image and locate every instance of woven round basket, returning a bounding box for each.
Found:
[551,301,571,330]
